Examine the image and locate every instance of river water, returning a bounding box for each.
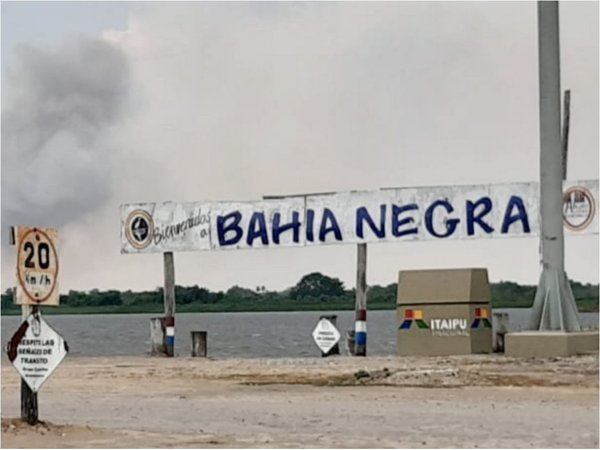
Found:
[1,309,597,358]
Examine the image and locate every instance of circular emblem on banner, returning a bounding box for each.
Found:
[563,186,595,231]
[125,209,154,249]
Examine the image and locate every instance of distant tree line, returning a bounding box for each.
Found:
[1,272,598,314]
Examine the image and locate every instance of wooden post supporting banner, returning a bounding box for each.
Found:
[354,243,367,356]
[163,252,176,357]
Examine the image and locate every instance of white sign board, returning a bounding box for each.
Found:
[7,314,68,392]
[121,179,599,254]
[121,202,211,253]
[312,318,341,354]
[15,227,60,305]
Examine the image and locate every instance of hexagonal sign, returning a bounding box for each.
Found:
[312,318,341,354]
[6,313,68,392]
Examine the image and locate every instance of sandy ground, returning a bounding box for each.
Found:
[1,354,598,448]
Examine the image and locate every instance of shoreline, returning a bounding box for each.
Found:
[4,306,600,317]
[2,301,598,316]
[2,354,598,448]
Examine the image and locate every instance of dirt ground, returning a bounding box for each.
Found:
[1,354,598,448]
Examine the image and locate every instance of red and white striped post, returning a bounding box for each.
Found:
[163,252,176,357]
[164,316,175,357]
[354,244,367,356]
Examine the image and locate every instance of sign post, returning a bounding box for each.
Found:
[14,226,59,306]
[18,305,37,425]
[121,179,597,357]
[7,226,66,425]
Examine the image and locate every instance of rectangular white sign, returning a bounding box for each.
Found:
[121,202,211,253]
[120,180,598,254]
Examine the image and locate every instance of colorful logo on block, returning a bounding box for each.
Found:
[471,308,492,328]
[399,309,429,330]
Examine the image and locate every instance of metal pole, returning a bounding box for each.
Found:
[163,252,176,356]
[354,243,367,356]
[529,1,580,331]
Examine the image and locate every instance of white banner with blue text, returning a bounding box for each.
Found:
[120,180,598,254]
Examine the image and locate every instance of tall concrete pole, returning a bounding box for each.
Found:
[529,1,580,331]
[539,1,564,272]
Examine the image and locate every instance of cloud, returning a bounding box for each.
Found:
[112,2,543,205]
[1,37,130,231]
[1,2,597,293]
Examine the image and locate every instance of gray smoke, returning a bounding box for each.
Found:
[1,37,129,235]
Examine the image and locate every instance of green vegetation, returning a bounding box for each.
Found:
[1,272,597,315]
[490,280,599,312]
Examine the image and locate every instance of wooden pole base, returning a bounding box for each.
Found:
[20,304,39,424]
[21,380,38,425]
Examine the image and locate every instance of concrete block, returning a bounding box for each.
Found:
[398,268,491,305]
[505,331,599,358]
[397,268,493,356]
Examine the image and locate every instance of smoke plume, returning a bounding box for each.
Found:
[1,37,129,235]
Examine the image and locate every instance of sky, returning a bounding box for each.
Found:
[1,1,598,294]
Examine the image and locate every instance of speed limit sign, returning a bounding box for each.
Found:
[15,227,59,306]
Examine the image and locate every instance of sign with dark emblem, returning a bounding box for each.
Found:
[563,186,596,232]
[125,209,154,249]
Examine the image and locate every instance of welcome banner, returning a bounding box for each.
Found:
[121,180,598,254]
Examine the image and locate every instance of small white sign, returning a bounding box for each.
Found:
[6,314,68,392]
[312,318,341,354]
